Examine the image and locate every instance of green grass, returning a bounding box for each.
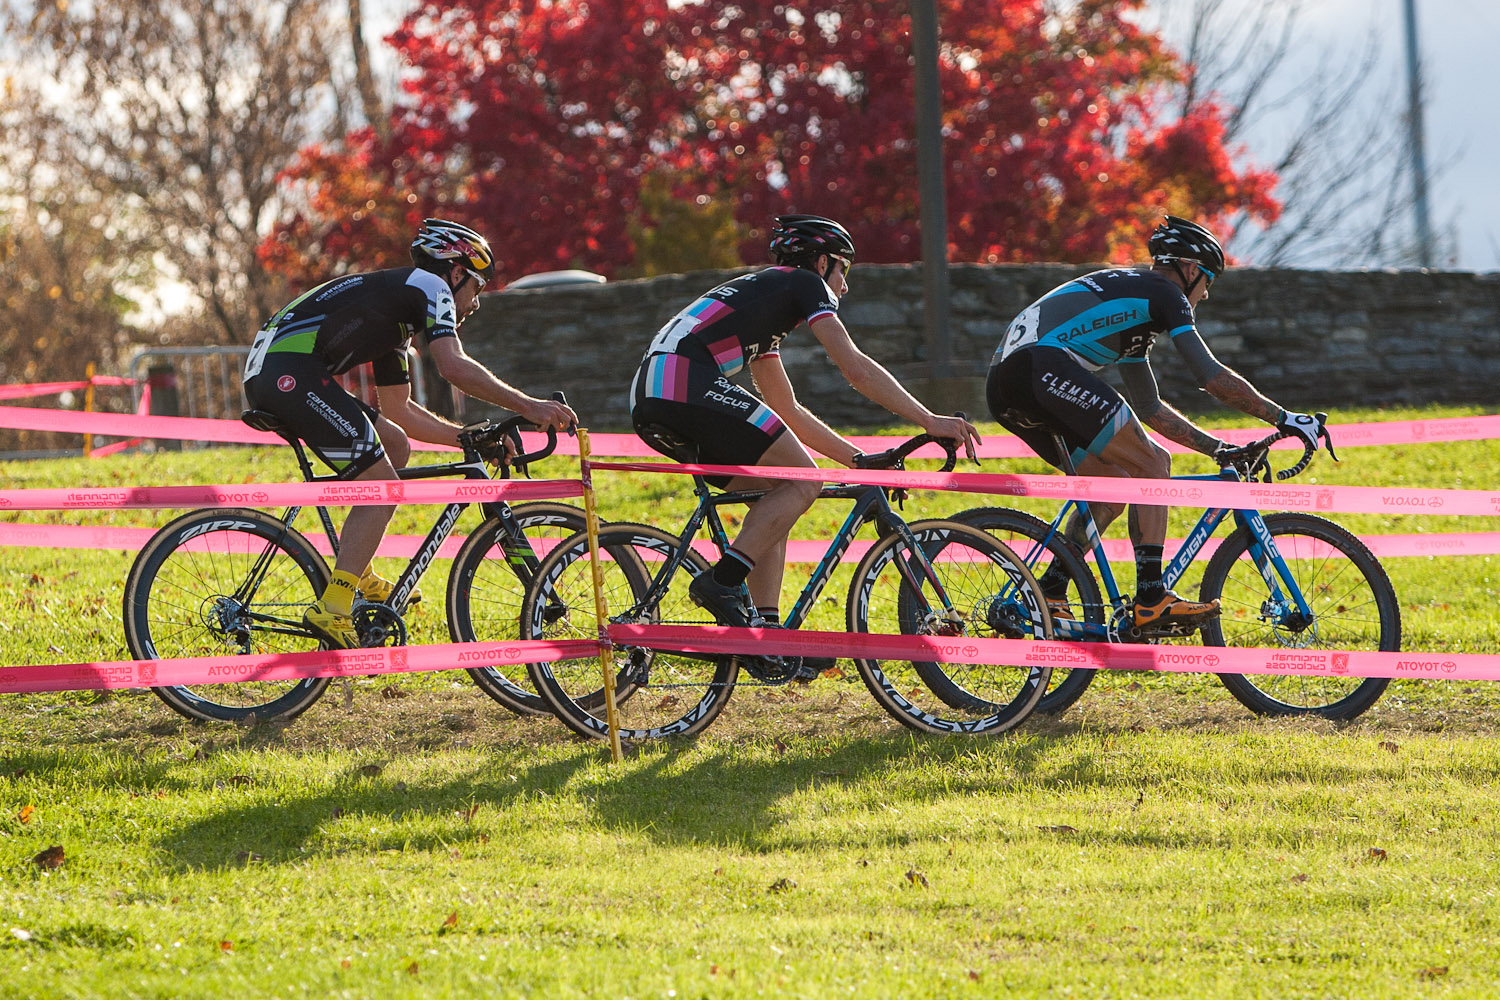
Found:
[0,403,1498,996]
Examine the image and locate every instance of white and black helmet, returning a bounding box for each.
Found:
[1148,216,1225,276]
[410,218,496,283]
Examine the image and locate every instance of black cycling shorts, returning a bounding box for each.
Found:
[243,353,385,478]
[630,353,786,487]
[986,346,1132,471]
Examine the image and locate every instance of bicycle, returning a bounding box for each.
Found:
[517,429,1054,741]
[952,416,1401,720]
[122,403,592,724]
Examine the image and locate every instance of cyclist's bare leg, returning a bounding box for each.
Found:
[374,413,411,470]
[721,432,821,611]
[330,453,399,582]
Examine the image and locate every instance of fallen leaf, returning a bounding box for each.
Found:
[32,845,65,869]
[228,775,252,786]
[219,940,233,952]
[767,877,796,893]
[968,970,982,981]
[1290,873,1309,884]
[356,764,383,778]
[340,959,352,969]
[18,804,34,824]
[1038,825,1078,834]
[1418,966,1449,980]
[462,803,480,824]
[773,739,788,754]
[380,685,408,700]
[820,666,846,680]
[235,851,262,864]
[905,868,929,888]
[442,911,458,931]
[406,961,420,976]
[709,964,720,975]
[1368,847,1388,863]
[1379,741,1399,754]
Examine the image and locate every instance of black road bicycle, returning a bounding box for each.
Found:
[952,418,1401,720]
[122,404,588,724]
[518,429,1054,741]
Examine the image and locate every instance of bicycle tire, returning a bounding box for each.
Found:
[123,508,332,724]
[1199,512,1400,720]
[522,522,738,741]
[950,506,1104,715]
[447,501,589,716]
[847,519,1052,735]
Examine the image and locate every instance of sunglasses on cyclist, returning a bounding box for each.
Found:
[464,268,488,292]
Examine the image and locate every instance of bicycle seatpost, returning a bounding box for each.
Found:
[1052,433,1079,476]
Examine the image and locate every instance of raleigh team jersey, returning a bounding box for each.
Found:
[243,267,460,386]
[640,266,839,376]
[992,267,1197,372]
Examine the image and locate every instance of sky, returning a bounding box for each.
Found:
[1149,0,1499,269]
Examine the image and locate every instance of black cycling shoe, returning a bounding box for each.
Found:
[688,572,754,628]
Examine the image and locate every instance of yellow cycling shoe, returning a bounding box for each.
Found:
[303,601,361,650]
[358,570,422,607]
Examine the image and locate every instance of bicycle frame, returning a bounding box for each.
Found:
[632,476,958,639]
[1025,469,1318,642]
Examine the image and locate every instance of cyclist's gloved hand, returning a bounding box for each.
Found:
[1276,409,1324,449]
[852,448,903,470]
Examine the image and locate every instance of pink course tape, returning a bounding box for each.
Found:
[589,461,1500,518]
[609,624,1500,683]
[1,404,1497,457]
[0,639,600,695]
[0,477,583,512]
[2,522,1498,562]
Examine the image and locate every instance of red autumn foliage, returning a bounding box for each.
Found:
[261,0,1278,287]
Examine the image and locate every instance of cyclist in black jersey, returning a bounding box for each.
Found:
[243,218,576,649]
[630,214,980,630]
[986,215,1327,633]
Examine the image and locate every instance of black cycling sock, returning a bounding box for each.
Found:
[1134,545,1165,602]
[1036,563,1073,600]
[712,546,755,587]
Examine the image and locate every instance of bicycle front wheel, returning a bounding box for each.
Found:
[447,501,588,716]
[950,506,1103,715]
[1200,512,1400,720]
[123,508,331,724]
[848,519,1052,735]
[522,522,738,741]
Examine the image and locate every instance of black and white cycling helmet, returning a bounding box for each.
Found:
[1148,215,1225,276]
[410,218,496,285]
[768,214,856,267]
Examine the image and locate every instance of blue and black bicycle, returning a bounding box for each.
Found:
[952,417,1401,720]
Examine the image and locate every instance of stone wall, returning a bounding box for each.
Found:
[458,264,1500,430]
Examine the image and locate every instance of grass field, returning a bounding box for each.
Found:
[1,404,1498,997]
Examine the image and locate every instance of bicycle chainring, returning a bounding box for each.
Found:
[352,604,409,648]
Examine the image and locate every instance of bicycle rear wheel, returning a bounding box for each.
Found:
[522,522,738,740]
[848,519,1052,735]
[447,501,589,715]
[123,508,331,724]
[950,506,1103,715]
[1199,512,1400,720]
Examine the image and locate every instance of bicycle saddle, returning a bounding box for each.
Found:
[635,422,700,464]
[241,409,290,435]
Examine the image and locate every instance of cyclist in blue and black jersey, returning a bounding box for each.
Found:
[986,215,1327,633]
[630,214,980,631]
[243,218,576,649]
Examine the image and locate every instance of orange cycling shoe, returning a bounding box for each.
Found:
[1132,590,1220,632]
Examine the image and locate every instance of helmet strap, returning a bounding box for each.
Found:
[1169,260,1204,296]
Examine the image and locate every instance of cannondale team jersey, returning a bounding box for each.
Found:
[641,266,840,375]
[993,267,1197,371]
[244,267,460,386]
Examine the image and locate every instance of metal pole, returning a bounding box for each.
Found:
[910,0,952,379]
[1402,0,1435,266]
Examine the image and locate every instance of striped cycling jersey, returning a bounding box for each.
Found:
[244,267,460,386]
[639,266,839,376]
[992,267,1197,371]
